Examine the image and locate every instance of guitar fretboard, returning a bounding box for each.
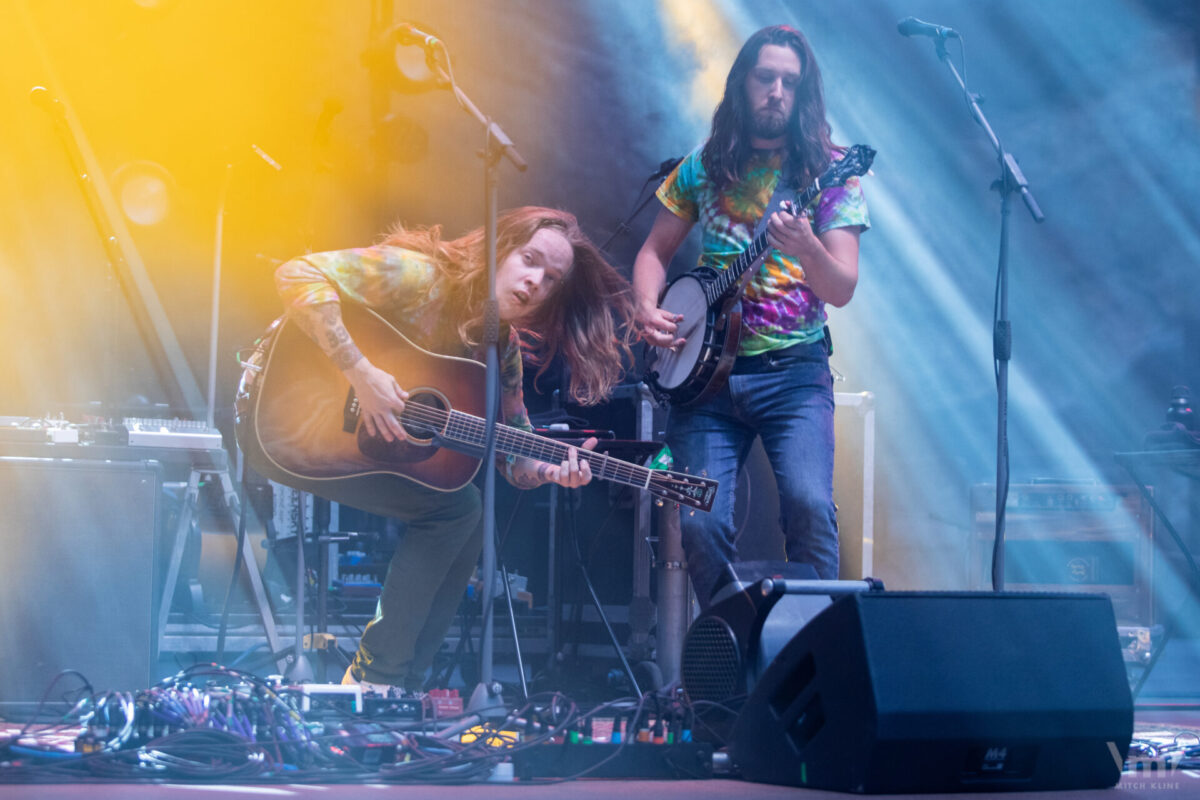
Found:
[403,403,653,489]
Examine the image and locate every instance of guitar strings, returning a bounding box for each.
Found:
[392,400,646,484]
[384,399,709,499]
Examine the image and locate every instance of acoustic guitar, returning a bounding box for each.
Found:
[238,303,719,512]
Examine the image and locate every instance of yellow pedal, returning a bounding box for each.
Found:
[303,632,337,651]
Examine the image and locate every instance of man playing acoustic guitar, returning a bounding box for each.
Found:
[633,25,870,609]
[259,207,636,693]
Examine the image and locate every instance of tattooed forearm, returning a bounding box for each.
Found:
[509,460,554,489]
[290,302,364,370]
[510,470,541,489]
[331,343,364,370]
[316,305,352,349]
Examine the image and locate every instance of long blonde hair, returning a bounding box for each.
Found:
[384,207,635,405]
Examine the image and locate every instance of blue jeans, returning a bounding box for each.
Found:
[666,340,838,609]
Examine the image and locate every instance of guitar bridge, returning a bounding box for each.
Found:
[343,388,360,433]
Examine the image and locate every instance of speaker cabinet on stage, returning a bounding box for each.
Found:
[0,457,161,703]
[970,483,1154,626]
[729,591,1133,793]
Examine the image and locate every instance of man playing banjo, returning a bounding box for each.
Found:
[633,24,870,609]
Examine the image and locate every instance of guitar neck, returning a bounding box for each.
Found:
[487,416,654,488]
[398,394,717,510]
[405,404,654,490]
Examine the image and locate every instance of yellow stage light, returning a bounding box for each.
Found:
[110,160,174,226]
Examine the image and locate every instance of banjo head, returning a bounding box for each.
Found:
[650,277,709,390]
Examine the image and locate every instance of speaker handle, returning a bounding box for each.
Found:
[760,577,885,597]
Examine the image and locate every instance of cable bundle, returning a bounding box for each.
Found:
[1,667,714,784]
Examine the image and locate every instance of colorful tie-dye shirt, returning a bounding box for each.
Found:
[275,245,534,472]
[657,147,870,355]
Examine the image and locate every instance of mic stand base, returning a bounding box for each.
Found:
[466,680,506,718]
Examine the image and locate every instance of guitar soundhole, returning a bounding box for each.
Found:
[355,391,447,464]
[399,392,447,442]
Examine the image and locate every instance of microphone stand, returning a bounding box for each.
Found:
[419,38,527,716]
[598,158,682,253]
[923,35,1044,590]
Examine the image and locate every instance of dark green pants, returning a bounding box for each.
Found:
[238,409,485,689]
[342,475,482,688]
[260,464,482,688]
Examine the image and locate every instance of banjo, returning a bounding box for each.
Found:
[644,144,876,407]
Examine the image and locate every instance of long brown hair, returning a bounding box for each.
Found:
[702,25,836,189]
[384,207,635,406]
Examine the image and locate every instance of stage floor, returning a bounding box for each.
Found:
[2,706,1197,799]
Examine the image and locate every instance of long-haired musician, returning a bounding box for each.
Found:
[265,206,635,692]
[633,25,870,608]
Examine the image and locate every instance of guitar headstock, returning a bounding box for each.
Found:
[824,144,876,189]
[791,144,876,212]
[648,470,719,512]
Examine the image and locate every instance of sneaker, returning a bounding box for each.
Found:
[341,665,403,697]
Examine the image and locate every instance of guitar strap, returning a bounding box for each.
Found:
[725,163,797,306]
[752,163,798,239]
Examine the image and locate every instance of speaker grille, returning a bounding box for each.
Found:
[681,615,741,702]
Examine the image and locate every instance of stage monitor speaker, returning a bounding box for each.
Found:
[679,562,871,743]
[681,561,825,706]
[729,591,1133,793]
[0,457,161,704]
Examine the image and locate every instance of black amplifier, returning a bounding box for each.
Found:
[971,482,1154,626]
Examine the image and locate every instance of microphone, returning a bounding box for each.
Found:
[896,17,960,39]
[649,156,683,182]
[394,22,441,49]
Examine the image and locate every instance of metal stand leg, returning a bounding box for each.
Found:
[157,471,202,656]
[157,468,282,667]
[655,503,690,686]
[498,558,530,702]
[214,469,283,661]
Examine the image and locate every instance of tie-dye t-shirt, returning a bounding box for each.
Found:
[275,245,533,438]
[656,147,869,355]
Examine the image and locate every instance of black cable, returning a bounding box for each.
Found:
[598,161,682,253]
[0,670,94,748]
[565,489,642,697]
[2,669,704,785]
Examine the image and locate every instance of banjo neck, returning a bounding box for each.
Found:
[705,179,824,304]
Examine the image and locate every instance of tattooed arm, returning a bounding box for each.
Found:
[506,437,599,490]
[287,301,363,369]
[276,256,412,442]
